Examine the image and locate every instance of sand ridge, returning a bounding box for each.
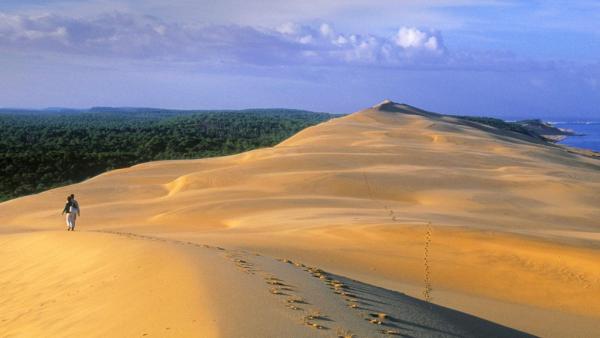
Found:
[1,101,599,336]
[1,229,532,337]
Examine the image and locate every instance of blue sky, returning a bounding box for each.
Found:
[1,0,599,119]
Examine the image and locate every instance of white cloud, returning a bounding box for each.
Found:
[0,13,63,41]
[394,27,444,53]
[5,0,495,31]
[0,11,560,73]
[275,22,301,35]
[319,23,335,38]
[0,12,450,68]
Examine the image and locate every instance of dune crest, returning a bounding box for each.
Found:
[1,101,599,337]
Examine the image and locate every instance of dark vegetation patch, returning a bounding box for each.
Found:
[456,116,541,139]
[0,108,333,201]
[457,116,575,140]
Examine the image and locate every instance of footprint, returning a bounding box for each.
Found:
[269,287,289,296]
[286,296,307,305]
[303,310,331,322]
[337,329,356,338]
[304,321,327,330]
[380,329,402,335]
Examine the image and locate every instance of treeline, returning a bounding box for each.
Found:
[458,116,539,137]
[0,109,332,201]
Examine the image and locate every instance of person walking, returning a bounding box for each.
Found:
[62,195,74,231]
[69,194,81,231]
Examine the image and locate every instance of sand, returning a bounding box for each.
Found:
[0,231,217,337]
[1,101,599,337]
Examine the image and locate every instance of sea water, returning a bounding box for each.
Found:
[553,122,600,152]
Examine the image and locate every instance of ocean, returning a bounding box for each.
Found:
[552,122,600,152]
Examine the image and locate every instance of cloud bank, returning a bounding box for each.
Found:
[0,12,452,68]
[1,3,597,118]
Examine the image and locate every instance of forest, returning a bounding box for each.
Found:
[0,108,332,201]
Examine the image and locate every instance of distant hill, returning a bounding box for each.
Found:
[515,119,578,141]
[369,101,578,143]
[456,116,576,142]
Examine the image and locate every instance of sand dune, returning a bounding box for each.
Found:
[1,101,599,337]
[0,231,216,337]
[0,230,533,338]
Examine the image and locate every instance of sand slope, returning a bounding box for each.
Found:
[0,230,533,338]
[1,101,599,337]
[0,232,217,337]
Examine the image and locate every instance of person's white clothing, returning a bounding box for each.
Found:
[69,202,79,230]
[65,213,72,230]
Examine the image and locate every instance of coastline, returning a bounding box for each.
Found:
[552,121,600,153]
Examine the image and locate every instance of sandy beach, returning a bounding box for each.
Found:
[1,101,599,337]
